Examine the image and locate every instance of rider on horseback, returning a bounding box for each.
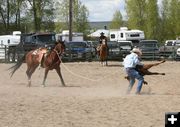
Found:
[96,32,109,56]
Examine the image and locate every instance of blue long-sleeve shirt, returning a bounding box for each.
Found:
[123,52,143,68]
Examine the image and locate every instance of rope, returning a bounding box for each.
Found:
[55,51,122,82]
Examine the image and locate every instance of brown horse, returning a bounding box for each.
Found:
[9,41,66,87]
[125,60,165,84]
[97,42,108,66]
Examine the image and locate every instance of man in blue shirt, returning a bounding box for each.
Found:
[123,47,144,95]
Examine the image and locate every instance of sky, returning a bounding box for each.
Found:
[79,0,162,22]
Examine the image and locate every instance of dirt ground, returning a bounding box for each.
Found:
[0,61,180,127]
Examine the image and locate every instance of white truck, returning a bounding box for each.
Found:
[159,40,180,59]
[109,27,145,46]
[0,31,21,61]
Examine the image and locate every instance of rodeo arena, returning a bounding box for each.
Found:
[0,27,180,127]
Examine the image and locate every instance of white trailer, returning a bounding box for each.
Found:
[110,27,145,46]
[56,30,84,42]
[0,31,21,60]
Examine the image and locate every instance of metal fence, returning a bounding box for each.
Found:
[0,46,180,63]
[142,51,180,60]
[0,45,10,63]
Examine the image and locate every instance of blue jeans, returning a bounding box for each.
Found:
[126,68,144,94]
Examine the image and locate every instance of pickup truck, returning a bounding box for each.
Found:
[8,32,56,62]
[159,40,180,59]
[139,40,159,60]
[118,40,133,58]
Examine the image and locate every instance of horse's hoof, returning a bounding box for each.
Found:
[144,81,148,85]
[62,85,66,87]
[27,84,31,87]
[162,60,166,63]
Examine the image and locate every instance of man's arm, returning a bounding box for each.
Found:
[134,57,143,66]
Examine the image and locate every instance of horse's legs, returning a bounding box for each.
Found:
[105,56,108,66]
[26,67,31,87]
[102,60,106,66]
[42,68,49,87]
[55,66,65,86]
[26,66,38,87]
[100,57,104,66]
[105,50,108,66]
[100,56,107,66]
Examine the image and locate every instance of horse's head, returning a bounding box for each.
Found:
[54,40,65,55]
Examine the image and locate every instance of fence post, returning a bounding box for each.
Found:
[4,45,7,63]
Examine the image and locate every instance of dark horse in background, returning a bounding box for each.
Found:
[125,60,166,84]
[97,41,108,66]
[9,41,66,87]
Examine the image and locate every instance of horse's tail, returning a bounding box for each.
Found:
[9,54,26,77]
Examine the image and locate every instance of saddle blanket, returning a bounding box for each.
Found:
[32,48,47,55]
[32,48,48,63]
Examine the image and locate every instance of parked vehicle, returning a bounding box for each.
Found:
[56,30,83,42]
[0,31,21,61]
[176,48,180,56]
[109,27,145,47]
[139,40,159,59]
[62,41,93,62]
[87,41,96,58]
[176,47,180,60]
[118,40,133,58]
[107,41,123,60]
[9,32,56,62]
[159,40,180,59]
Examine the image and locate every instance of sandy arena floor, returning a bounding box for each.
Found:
[0,61,180,127]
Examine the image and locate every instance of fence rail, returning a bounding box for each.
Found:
[0,46,180,63]
[0,45,9,63]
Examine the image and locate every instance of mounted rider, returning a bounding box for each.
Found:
[96,32,109,55]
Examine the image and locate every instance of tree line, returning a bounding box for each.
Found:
[0,0,90,35]
[111,0,180,42]
[0,0,179,43]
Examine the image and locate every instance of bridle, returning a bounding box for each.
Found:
[53,49,62,56]
[53,43,64,57]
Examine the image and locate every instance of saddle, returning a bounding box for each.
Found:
[96,45,101,51]
[32,48,48,64]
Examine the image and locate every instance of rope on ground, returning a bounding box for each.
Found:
[56,53,123,82]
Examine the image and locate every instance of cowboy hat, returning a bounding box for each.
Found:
[131,47,142,55]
